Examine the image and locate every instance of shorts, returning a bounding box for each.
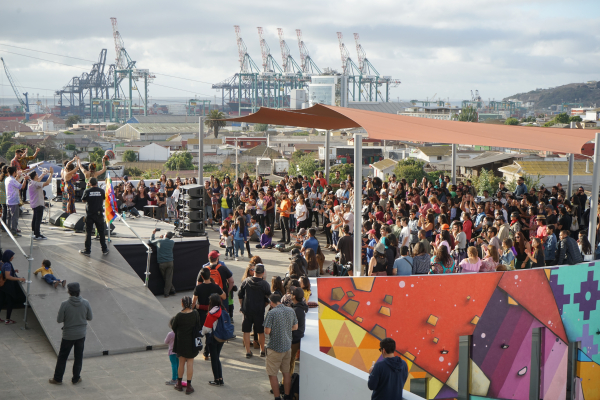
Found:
[265,348,292,376]
[242,312,265,334]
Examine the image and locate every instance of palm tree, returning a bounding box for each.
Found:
[205,110,226,138]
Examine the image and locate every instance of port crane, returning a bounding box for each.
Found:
[1,57,30,121]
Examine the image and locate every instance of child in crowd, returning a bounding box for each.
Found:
[300,276,311,302]
[499,238,516,270]
[164,316,178,386]
[223,231,234,260]
[34,260,66,289]
[257,227,273,249]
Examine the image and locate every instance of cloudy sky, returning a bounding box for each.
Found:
[1,0,599,107]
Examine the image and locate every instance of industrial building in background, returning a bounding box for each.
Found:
[212,26,402,115]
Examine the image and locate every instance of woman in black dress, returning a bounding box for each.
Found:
[0,250,26,324]
[171,296,200,394]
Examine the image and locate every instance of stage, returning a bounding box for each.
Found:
[6,209,210,358]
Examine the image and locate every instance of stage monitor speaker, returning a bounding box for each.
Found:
[50,211,69,226]
[180,185,205,235]
[183,221,204,233]
[182,210,202,221]
[63,214,85,232]
[181,184,203,198]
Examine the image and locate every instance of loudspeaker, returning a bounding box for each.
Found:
[50,211,69,226]
[63,214,85,232]
[180,184,205,236]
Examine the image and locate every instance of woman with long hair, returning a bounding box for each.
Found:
[211,178,222,221]
[171,296,200,394]
[233,216,248,260]
[165,179,176,220]
[430,245,455,274]
[305,248,319,277]
[525,237,545,268]
[459,246,482,273]
[77,155,106,187]
[201,293,227,386]
[271,276,285,296]
[61,157,79,214]
[322,201,334,248]
[480,245,500,272]
[514,231,531,269]
[578,231,594,261]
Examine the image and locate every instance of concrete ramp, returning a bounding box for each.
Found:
[13,242,171,357]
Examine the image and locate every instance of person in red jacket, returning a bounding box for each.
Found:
[202,293,225,386]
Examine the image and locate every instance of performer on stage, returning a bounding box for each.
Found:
[76,155,107,188]
[61,158,78,215]
[79,178,108,256]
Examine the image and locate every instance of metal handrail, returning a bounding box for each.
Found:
[0,217,34,329]
[119,214,153,287]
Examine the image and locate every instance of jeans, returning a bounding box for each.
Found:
[84,213,107,252]
[7,204,19,233]
[1,204,7,226]
[53,337,85,383]
[256,214,265,232]
[169,354,179,380]
[234,239,244,257]
[221,208,231,221]
[332,230,339,247]
[44,274,59,284]
[280,216,290,242]
[266,213,275,233]
[208,340,224,380]
[32,205,44,237]
[205,206,214,223]
[159,261,175,296]
[225,246,234,257]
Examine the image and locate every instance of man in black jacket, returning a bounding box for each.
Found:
[238,263,271,358]
[289,287,308,376]
[556,230,584,265]
[368,338,408,400]
[79,178,108,256]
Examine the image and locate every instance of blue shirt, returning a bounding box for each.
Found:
[393,257,413,276]
[474,212,486,232]
[302,237,319,255]
[366,238,377,262]
[514,183,528,197]
[545,233,557,261]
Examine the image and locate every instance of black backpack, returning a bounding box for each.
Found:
[278,373,300,400]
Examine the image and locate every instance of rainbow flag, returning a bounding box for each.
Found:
[105,172,119,224]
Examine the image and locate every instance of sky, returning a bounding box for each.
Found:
[1,0,600,107]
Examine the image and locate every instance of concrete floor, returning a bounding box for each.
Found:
[0,212,329,399]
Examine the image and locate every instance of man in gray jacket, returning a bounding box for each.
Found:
[49,282,93,385]
[150,229,176,298]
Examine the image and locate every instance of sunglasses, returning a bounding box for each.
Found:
[249,268,255,272]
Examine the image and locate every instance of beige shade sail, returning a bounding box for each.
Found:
[225,104,597,154]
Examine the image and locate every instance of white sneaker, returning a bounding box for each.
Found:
[235,257,239,261]
[224,256,229,260]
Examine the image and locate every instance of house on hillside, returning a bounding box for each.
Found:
[115,123,199,141]
[456,151,523,177]
[242,145,281,160]
[0,120,32,133]
[370,159,397,180]
[415,146,452,164]
[498,160,594,189]
[138,143,170,161]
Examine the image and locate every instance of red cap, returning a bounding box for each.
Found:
[208,250,220,260]
[368,229,376,235]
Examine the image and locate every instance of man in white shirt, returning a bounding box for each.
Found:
[399,217,410,248]
[5,166,29,237]
[335,182,349,204]
[28,168,53,240]
[342,203,354,234]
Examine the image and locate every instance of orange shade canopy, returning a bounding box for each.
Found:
[225,104,597,154]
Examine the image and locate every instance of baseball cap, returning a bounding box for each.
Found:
[298,228,307,236]
[208,250,220,260]
[368,229,376,235]
[440,224,450,231]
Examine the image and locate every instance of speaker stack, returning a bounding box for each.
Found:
[179,184,205,236]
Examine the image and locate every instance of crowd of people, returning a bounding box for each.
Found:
[207,170,596,276]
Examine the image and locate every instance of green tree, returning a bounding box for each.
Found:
[253,123,268,132]
[165,151,194,171]
[470,168,502,195]
[456,105,478,122]
[329,163,355,184]
[107,124,120,130]
[554,112,569,124]
[65,115,81,128]
[65,144,76,151]
[89,147,108,166]
[426,170,450,184]
[393,158,426,183]
[290,150,305,165]
[5,143,33,161]
[504,118,519,125]
[506,173,543,192]
[124,166,144,177]
[292,154,319,177]
[122,150,137,162]
[142,169,163,179]
[204,110,226,138]
[63,131,74,135]
[569,115,582,123]
[292,131,310,136]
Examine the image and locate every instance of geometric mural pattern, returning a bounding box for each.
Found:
[318,263,600,400]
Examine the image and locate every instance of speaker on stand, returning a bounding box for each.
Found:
[178,184,205,237]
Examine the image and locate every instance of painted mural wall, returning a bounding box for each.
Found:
[317,263,600,400]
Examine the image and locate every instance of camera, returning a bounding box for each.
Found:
[155,228,161,232]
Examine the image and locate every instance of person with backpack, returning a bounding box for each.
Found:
[200,251,234,301]
[238,263,271,358]
[202,293,234,386]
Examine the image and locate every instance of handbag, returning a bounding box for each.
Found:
[192,312,203,351]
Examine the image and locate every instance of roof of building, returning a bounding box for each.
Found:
[37,114,66,124]
[126,115,202,124]
[0,121,32,132]
[122,123,200,134]
[347,101,414,114]
[293,143,320,151]
[370,159,397,170]
[456,151,522,168]
[417,146,452,157]
[242,144,281,159]
[187,138,222,145]
[498,160,594,176]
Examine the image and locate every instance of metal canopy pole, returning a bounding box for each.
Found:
[452,144,457,185]
[567,153,574,199]
[199,117,204,185]
[353,133,362,276]
[325,130,330,183]
[588,132,600,248]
